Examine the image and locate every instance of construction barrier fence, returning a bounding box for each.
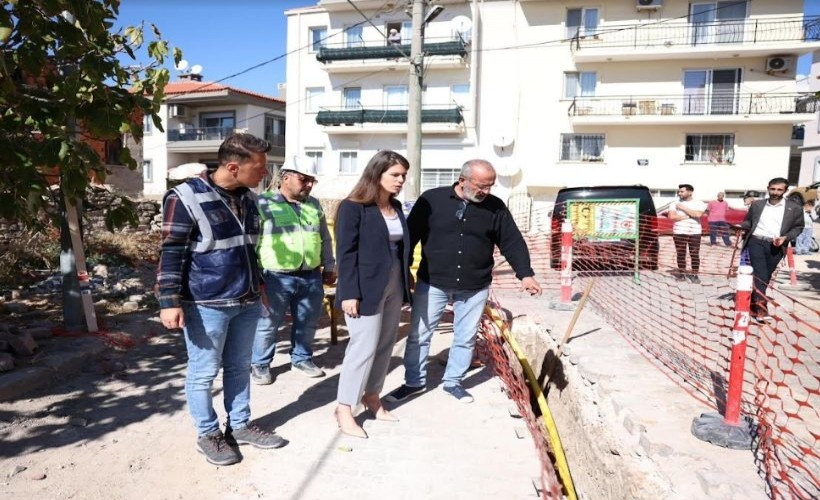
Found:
[490,205,818,499]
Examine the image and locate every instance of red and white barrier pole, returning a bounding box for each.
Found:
[785,245,797,286]
[560,222,573,303]
[691,265,755,449]
[724,265,753,425]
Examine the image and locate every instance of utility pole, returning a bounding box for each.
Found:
[406,0,425,200]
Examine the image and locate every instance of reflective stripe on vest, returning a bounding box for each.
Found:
[173,180,257,253]
[257,196,322,271]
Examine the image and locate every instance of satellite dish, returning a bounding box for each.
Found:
[452,16,473,35]
[495,159,520,177]
[493,131,515,149]
[190,64,203,75]
[175,59,189,71]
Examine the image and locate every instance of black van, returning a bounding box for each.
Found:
[549,185,660,271]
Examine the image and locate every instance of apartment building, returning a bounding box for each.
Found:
[286,0,820,207]
[798,50,820,188]
[140,77,287,199]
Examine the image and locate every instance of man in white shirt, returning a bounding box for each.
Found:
[666,183,707,284]
[738,177,805,323]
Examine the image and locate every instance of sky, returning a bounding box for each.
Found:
[117,0,820,95]
[116,0,316,98]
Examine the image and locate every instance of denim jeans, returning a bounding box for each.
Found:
[182,299,261,436]
[252,270,324,367]
[403,281,490,388]
[794,227,813,255]
[708,221,732,246]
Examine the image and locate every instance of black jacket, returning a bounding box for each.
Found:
[739,199,804,249]
[334,199,412,316]
[408,185,534,290]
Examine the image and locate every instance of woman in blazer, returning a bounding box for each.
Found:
[334,150,412,438]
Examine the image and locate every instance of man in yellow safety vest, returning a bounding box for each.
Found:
[251,156,335,383]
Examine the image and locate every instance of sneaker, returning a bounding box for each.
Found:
[251,364,273,385]
[196,431,240,466]
[291,360,325,378]
[443,385,474,404]
[384,384,426,403]
[674,275,687,282]
[687,275,701,284]
[225,424,287,449]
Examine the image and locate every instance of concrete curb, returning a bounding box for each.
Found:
[0,337,106,402]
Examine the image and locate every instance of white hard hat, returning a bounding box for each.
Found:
[281,155,317,178]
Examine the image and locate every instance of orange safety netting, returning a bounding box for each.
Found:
[491,206,819,499]
[476,309,565,499]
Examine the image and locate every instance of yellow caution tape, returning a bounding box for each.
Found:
[485,305,577,500]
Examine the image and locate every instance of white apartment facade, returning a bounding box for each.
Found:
[141,79,286,199]
[798,50,820,188]
[286,0,820,207]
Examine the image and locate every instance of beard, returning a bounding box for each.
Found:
[462,185,487,203]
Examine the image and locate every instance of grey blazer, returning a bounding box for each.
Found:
[739,199,805,249]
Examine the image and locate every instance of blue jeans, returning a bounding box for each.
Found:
[794,227,813,255]
[708,221,732,246]
[182,300,261,436]
[252,270,324,367]
[403,281,490,388]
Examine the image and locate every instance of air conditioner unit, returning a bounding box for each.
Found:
[766,56,794,74]
[168,104,186,118]
[636,0,663,10]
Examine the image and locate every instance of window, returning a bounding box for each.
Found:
[386,21,412,44]
[560,134,604,162]
[199,111,235,139]
[683,69,741,115]
[566,8,599,38]
[691,2,747,45]
[306,87,324,113]
[685,134,735,163]
[305,151,324,175]
[343,87,361,110]
[310,27,327,52]
[451,84,470,108]
[384,85,408,109]
[422,168,459,191]
[340,151,358,174]
[345,25,363,47]
[143,114,153,135]
[564,72,597,99]
[264,116,285,146]
[142,160,153,183]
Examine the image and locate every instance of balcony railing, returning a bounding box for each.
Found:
[568,93,817,117]
[316,105,463,126]
[264,133,285,156]
[316,36,467,62]
[168,126,235,142]
[571,16,820,51]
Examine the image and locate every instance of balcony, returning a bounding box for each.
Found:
[315,105,464,135]
[167,126,235,152]
[570,16,820,62]
[264,133,286,157]
[568,93,817,126]
[316,36,468,73]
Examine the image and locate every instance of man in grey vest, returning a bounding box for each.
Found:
[158,134,285,466]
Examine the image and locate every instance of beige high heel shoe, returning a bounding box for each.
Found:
[362,394,399,422]
[334,406,368,439]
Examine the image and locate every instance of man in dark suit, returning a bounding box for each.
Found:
[738,177,804,323]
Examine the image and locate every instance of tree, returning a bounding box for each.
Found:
[0,0,180,228]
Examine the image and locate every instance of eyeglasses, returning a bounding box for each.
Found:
[464,177,494,191]
[455,200,468,220]
[286,171,317,184]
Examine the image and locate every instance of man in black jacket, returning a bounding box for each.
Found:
[738,177,804,323]
[386,159,541,404]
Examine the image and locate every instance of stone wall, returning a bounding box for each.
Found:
[0,186,161,245]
